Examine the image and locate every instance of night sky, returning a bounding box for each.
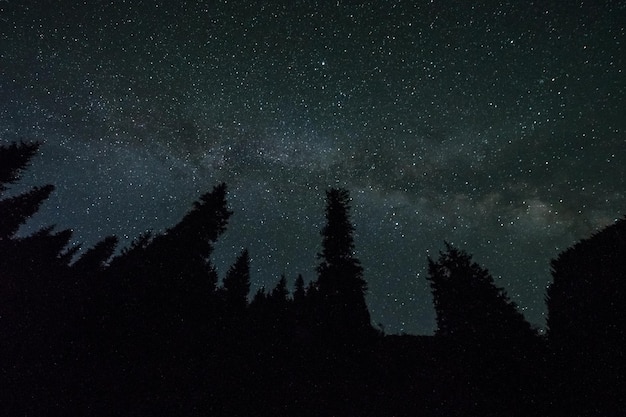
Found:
[1,1,624,334]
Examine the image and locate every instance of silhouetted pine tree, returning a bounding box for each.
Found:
[0,142,63,272]
[546,218,626,414]
[0,141,40,192]
[165,183,232,337]
[106,183,231,328]
[97,184,232,414]
[426,242,544,416]
[291,275,311,344]
[0,184,54,239]
[268,274,291,332]
[0,142,79,415]
[249,276,292,345]
[427,242,536,342]
[154,183,231,317]
[305,279,318,298]
[316,188,372,339]
[547,218,626,347]
[270,274,289,303]
[222,248,251,315]
[250,286,267,307]
[0,142,76,327]
[71,235,118,273]
[0,142,53,244]
[293,274,306,303]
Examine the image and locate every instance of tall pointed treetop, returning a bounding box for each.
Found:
[222,248,251,312]
[316,187,371,335]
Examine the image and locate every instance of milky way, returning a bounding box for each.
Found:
[1,1,625,333]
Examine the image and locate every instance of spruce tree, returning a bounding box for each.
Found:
[316,188,371,337]
[251,286,267,307]
[271,274,289,302]
[107,183,231,314]
[0,142,78,414]
[269,274,290,325]
[72,236,118,273]
[546,218,626,412]
[100,183,232,391]
[427,242,536,343]
[547,218,626,346]
[0,184,55,239]
[222,248,251,314]
[0,142,75,304]
[0,141,40,192]
[293,274,306,303]
[427,243,544,415]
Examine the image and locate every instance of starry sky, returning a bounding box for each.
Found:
[1,0,625,334]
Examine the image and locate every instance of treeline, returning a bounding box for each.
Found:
[0,141,624,416]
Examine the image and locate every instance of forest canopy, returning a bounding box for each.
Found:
[1,141,624,416]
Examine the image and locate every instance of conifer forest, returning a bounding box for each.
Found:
[1,141,625,416]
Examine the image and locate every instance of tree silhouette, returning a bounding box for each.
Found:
[270,274,289,302]
[0,142,80,415]
[250,286,267,307]
[0,184,55,239]
[546,218,626,413]
[547,217,626,346]
[222,248,251,314]
[268,274,291,331]
[4,141,595,415]
[426,242,544,416]
[106,183,232,324]
[163,183,232,333]
[316,188,372,338]
[0,142,54,241]
[427,242,536,342]
[0,141,40,192]
[293,274,306,304]
[0,142,76,321]
[92,184,233,414]
[248,275,293,345]
[71,235,118,273]
[0,142,64,265]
